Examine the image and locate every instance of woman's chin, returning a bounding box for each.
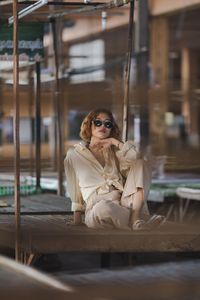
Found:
[98,134,109,139]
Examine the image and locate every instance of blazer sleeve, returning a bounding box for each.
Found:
[64,151,85,212]
[115,141,141,176]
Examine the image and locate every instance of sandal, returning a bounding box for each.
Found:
[146,214,166,229]
[132,219,147,231]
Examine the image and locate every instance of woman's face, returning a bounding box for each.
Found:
[91,112,112,139]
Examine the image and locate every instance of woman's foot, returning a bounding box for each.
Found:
[132,219,148,231]
[146,214,166,229]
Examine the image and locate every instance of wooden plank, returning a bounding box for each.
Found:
[56,261,200,300]
[0,193,71,214]
[56,260,200,287]
[0,255,79,300]
[0,255,70,290]
[0,215,199,254]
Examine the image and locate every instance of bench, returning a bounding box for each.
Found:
[176,187,200,222]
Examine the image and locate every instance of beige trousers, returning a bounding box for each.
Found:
[85,159,152,230]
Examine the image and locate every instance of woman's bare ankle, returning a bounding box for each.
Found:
[129,209,141,227]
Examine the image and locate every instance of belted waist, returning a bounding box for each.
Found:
[85,187,122,213]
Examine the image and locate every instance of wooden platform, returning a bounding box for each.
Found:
[2,254,200,300]
[0,255,82,300]
[56,260,200,300]
[0,214,200,256]
[0,193,200,265]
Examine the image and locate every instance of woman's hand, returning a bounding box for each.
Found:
[90,137,123,150]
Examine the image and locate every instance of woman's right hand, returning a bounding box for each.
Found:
[73,211,82,225]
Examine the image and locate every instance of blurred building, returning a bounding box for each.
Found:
[149,0,200,171]
[0,0,200,173]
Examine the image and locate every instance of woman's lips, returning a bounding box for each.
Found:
[99,129,106,133]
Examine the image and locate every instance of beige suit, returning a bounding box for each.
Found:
[64,141,152,230]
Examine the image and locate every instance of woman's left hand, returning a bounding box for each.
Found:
[98,138,114,149]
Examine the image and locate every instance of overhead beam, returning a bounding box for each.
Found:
[149,0,200,16]
[9,0,48,24]
[0,0,26,6]
[18,1,105,5]
[49,0,130,18]
[1,1,117,7]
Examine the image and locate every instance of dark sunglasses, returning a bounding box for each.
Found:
[93,119,113,129]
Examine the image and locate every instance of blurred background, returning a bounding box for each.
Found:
[1,3,200,296]
[0,0,200,174]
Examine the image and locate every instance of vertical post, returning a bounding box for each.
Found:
[28,66,34,176]
[13,0,21,262]
[122,0,135,142]
[181,48,190,132]
[181,48,199,147]
[0,79,3,152]
[135,0,149,150]
[51,18,63,196]
[149,17,169,154]
[35,62,41,190]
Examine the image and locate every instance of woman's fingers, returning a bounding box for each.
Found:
[91,138,113,150]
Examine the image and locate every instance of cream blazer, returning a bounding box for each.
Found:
[64,140,141,212]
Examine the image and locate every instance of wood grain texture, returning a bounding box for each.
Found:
[0,214,199,254]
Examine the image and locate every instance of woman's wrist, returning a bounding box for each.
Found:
[117,141,124,150]
[112,139,123,149]
[74,211,82,225]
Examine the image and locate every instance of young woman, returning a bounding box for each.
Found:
[64,108,165,230]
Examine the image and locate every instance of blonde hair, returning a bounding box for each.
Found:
[80,108,121,142]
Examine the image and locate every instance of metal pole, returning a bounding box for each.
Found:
[35,62,41,190]
[122,0,135,142]
[51,18,63,196]
[13,0,21,262]
[28,66,34,176]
